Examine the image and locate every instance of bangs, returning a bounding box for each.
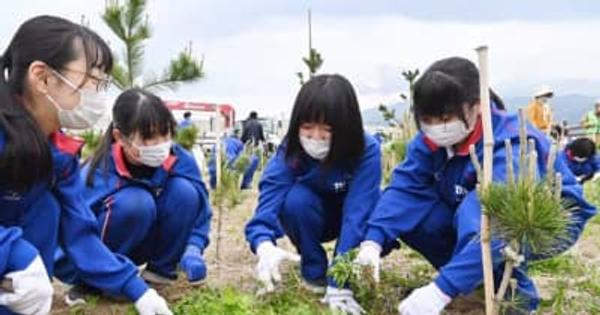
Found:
[113,89,177,141]
[135,99,176,140]
[296,89,336,127]
[79,26,113,74]
[413,70,467,120]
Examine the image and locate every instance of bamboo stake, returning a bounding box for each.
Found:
[476,45,496,315]
[554,173,562,201]
[496,138,517,301]
[505,139,515,185]
[547,142,557,189]
[518,109,528,181]
[528,141,538,184]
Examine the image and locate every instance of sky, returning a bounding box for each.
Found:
[2,1,600,118]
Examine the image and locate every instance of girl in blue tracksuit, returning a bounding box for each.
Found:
[208,131,260,190]
[0,16,171,315]
[245,74,382,315]
[356,57,596,315]
[55,89,212,298]
[561,137,600,184]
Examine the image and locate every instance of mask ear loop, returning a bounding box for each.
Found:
[463,103,480,132]
[114,127,135,151]
[50,69,79,91]
[0,55,10,82]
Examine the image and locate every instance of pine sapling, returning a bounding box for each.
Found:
[473,108,572,313]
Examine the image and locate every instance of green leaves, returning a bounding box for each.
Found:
[80,129,103,160]
[143,51,204,91]
[328,249,361,288]
[382,139,407,185]
[302,48,323,76]
[378,104,400,127]
[175,125,199,151]
[212,145,254,209]
[102,0,204,91]
[297,48,324,85]
[401,69,420,89]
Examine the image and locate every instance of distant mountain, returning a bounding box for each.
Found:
[363,94,598,127]
[362,101,408,127]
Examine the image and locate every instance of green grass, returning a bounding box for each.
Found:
[172,173,600,315]
[174,255,434,315]
[537,273,600,314]
[530,248,600,314]
[172,178,600,315]
[529,254,581,277]
[173,271,331,315]
[67,294,99,315]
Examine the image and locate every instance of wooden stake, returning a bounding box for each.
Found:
[547,142,557,189]
[527,140,537,183]
[505,139,515,185]
[518,109,528,181]
[554,173,562,201]
[476,45,496,315]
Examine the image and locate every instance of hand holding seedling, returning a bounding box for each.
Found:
[255,242,300,293]
[355,241,382,283]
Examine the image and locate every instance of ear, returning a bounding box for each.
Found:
[28,61,52,95]
[112,128,124,144]
[472,102,482,115]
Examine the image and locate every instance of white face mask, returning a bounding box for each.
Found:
[573,156,588,163]
[46,70,108,130]
[300,136,330,160]
[421,120,473,147]
[134,140,172,167]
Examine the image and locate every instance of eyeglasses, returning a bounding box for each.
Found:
[60,68,112,92]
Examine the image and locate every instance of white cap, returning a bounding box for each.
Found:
[534,85,554,98]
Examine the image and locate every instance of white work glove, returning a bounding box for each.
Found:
[134,288,173,315]
[0,256,53,315]
[255,242,300,293]
[398,282,451,315]
[321,286,364,315]
[354,241,382,282]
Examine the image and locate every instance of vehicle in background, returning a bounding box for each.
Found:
[165,100,235,151]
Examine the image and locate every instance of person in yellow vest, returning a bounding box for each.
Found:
[581,101,600,143]
[526,86,554,133]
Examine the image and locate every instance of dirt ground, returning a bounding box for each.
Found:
[49,187,600,314]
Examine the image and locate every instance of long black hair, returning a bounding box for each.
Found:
[0,15,112,191]
[86,88,176,185]
[284,74,365,167]
[413,57,505,128]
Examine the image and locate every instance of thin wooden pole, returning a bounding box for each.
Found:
[476,45,496,315]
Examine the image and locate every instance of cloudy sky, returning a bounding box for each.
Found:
[2,1,600,118]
